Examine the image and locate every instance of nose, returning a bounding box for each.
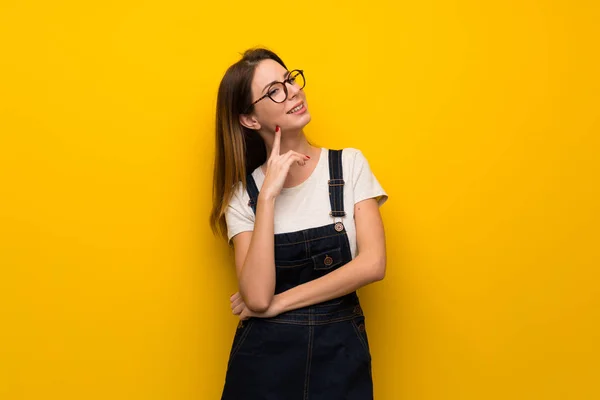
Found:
[285,81,301,99]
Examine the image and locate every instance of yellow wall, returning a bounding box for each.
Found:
[1,1,598,399]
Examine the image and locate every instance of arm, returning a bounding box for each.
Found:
[231,194,276,312]
[231,126,309,313]
[232,197,386,319]
[275,197,386,312]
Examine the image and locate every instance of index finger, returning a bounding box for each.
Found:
[271,125,281,158]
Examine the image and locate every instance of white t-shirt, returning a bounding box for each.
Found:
[225,147,388,259]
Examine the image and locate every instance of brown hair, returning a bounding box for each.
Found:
[209,48,288,240]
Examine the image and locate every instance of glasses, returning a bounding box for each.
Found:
[244,69,306,114]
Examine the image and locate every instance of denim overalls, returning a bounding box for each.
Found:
[221,150,374,400]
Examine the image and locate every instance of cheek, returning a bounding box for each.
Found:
[251,108,280,131]
[259,103,287,120]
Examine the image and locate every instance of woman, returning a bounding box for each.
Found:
[210,47,388,399]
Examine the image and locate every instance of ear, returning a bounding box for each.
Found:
[239,113,262,131]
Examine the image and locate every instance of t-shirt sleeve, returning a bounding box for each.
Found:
[224,183,255,243]
[351,149,388,206]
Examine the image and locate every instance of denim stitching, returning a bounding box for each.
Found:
[303,230,310,258]
[351,318,371,360]
[338,149,343,178]
[303,322,314,399]
[264,315,358,325]
[274,232,346,247]
[338,150,346,216]
[333,151,340,215]
[313,248,342,270]
[269,304,357,317]
[341,230,354,264]
[276,248,341,267]
[227,320,254,367]
[328,150,338,218]
[314,298,343,307]
[327,150,346,218]
[314,259,341,270]
[275,261,313,269]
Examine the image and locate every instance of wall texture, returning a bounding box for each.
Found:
[1,1,598,399]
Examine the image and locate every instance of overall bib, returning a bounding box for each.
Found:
[221,150,374,400]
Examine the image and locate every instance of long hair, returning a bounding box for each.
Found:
[209,48,288,240]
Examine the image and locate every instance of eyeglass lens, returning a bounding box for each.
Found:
[267,71,305,103]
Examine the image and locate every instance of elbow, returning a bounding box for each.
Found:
[244,293,273,313]
[370,255,386,282]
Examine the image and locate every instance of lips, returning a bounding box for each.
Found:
[286,101,304,114]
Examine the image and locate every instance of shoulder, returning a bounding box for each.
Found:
[340,147,365,160]
[337,147,387,205]
[227,180,250,210]
[340,147,363,155]
[338,147,371,172]
[224,179,256,243]
[319,147,372,176]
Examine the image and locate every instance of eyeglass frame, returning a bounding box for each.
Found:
[243,69,305,114]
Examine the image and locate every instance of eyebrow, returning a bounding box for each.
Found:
[261,70,290,94]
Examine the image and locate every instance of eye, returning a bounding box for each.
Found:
[268,87,280,96]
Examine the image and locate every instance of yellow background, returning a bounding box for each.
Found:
[1,0,599,399]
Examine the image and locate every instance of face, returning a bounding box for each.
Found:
[241,59,311,132]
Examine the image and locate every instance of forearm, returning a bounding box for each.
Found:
[238,194,277,311]
[275,253,385,313]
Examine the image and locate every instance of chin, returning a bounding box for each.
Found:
[277,110,312,132]
[301,113,312,127]
[291,112,312,130]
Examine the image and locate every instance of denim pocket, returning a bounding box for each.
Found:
[274,247,343,271]
[350,316,372,361]
[227,319,254,367]
[312,247,343,270]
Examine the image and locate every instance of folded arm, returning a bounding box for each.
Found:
[232,197,386,319]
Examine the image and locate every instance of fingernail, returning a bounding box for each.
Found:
[276,125,280,132]
[305,155,310,159]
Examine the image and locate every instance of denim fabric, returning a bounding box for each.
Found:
[221,150,373,400]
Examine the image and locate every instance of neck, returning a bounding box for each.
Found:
[261,129,315,159]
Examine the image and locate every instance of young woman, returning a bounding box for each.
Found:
[210,47,388,399]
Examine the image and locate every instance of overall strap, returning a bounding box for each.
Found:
[328,149,346,219]
[245,174,260,215]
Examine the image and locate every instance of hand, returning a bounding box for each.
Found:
[260,126,310,200]
[230,292,283,320]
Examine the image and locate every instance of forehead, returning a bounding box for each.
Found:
[252,59,288,91]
